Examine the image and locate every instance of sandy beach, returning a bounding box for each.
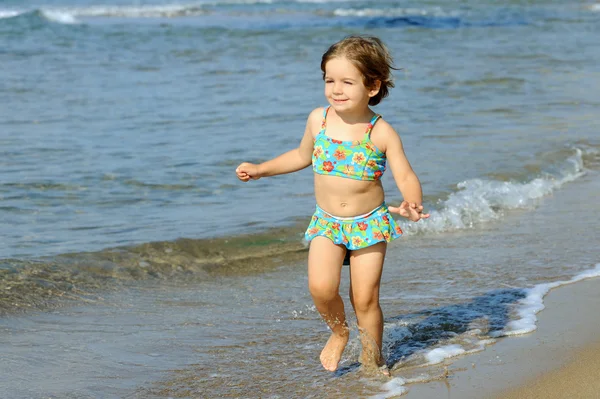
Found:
[494,278,600,399]
[498,339,600,399]
[405,276,600,399]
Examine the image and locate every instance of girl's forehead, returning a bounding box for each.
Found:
[325,56,361,76]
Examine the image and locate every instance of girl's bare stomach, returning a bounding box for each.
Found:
[314,174,385,217]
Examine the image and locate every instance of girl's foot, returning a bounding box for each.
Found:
[359,350,391,377]
[378,363,391,377]
[320,331,349,371]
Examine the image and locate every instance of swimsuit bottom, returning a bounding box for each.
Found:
[304,202,403,251]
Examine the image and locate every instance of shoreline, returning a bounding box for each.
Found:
[402,275,600,398]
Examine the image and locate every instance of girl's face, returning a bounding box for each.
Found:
[323,56,378,114]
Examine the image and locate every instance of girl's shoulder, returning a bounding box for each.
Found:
[307,106,326,123]
[370,116,400,152]
[371,116,397,137]
[306,107,326,137]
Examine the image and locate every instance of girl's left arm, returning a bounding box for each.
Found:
[381,124,429,221]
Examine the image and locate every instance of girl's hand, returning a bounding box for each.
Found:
[389,201,430,222]
[236,162,261,182]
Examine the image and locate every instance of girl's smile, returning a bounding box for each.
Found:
[324,56,377,114]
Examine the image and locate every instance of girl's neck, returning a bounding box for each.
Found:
[332,107,374,125]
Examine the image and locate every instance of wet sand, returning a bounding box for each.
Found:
[405,276,600,399]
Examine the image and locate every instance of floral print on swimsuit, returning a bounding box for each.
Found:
[312,106,387,181]
[304,203,403,250]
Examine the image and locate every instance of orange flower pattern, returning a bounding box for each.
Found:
[333,148,347,161]
[304,204,403,250]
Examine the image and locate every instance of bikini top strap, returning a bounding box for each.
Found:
[366,114,381,137]
[322,106,330,119]
[321,106,330,129]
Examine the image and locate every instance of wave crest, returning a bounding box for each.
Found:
[333,6,456,18]
[402,148,586,235]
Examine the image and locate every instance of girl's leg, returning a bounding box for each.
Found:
[308,236,348,372]
[348,242,387,371]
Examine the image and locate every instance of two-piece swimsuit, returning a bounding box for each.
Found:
[304,106,403,250]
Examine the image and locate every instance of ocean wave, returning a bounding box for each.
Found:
[0,10,21,19]
[2,3,455,22]
[0,226,307,315]
[495,263,600,337]
[40,10,80,24]
[0,9,80,25]
[56,5,208,18]
[0,4,524,30]
[0,4,209,23]
[329,6,468,30]
[0,9,79,24]
[400,147,587,236]
[295,0,349,3]
[333,6,456,18]
[0,0,303,21]
[330,6,531,30]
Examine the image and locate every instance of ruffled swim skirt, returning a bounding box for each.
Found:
[304,203,403,250]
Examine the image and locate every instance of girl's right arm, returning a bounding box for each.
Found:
[235,109,320,182]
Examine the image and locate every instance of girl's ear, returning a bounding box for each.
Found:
[368,80,381,98]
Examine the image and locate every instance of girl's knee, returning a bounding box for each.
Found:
[309,281,339,302]
[351,295,379,314]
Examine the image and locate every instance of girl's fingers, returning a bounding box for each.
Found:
[390,203,430,220]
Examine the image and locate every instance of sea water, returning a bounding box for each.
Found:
[1,0,599,397]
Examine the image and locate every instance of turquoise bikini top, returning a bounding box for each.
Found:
[312,106,387,181]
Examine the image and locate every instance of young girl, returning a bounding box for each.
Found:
[236,36,429,374]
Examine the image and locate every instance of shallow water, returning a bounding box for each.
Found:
[2,172,599,398]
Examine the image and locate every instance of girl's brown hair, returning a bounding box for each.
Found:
[321,36,396,106]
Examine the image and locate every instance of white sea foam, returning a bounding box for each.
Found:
[0,5,206,22]
[588,4,600,12]
[44,5,207,19]
[370,377,408,398]
[425,344,465,364]
[213,0,274,4]
[401,148,585,236]
[0,8,80,23]
[334,6,455,18]
[40,10,80,24]
[297,0,347,3]
[496,263,600,337]
[60,0,278,18]
[0,9,22,19]
[37,0,339,20]
[371,372,448,398]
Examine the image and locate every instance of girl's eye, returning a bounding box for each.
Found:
[325,80,333,84]
[344,81,353,85]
